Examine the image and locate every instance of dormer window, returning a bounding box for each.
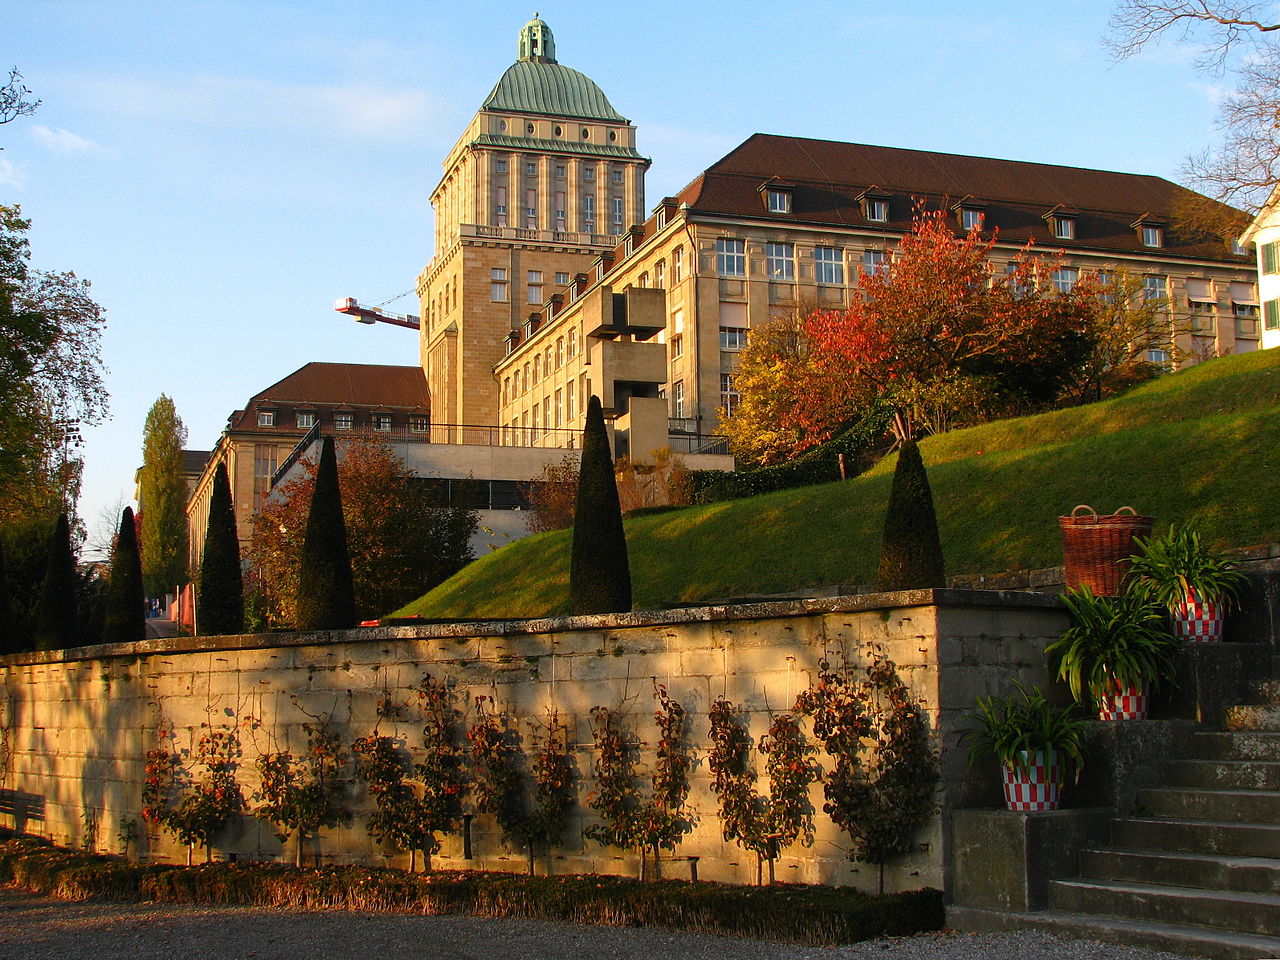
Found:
[961,208,984,230]
[257,410,275,427]
[866,199,888,222]
[1142,225,1163,248]
[1053,217,1076,240]
[767,189,791,213]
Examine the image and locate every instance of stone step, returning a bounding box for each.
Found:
[947,904,1280,960]
[1191,730,1280,761]
[1080,847,1280,894]
[1226,704,1280,731]
[1251,678,1280,705]
[1165,759,1280,790]
[1138,785,1280,822]
[1049,877,1280,937]
[1112,817,1280,858]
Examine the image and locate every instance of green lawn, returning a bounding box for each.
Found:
[397,349,1280,620]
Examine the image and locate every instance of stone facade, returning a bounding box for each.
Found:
[0,590,1067,891]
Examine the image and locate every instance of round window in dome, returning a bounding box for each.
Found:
[554,125,562,137]
[582,128,590,139]
[527,123,535,134]
[499,119,507,132]
[609,130,617,142]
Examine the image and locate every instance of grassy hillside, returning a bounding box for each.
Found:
[397,349,1280,620]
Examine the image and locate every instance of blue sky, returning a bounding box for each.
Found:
[4,0,1224,539]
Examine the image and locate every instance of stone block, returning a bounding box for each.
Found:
[949,807,1111,910]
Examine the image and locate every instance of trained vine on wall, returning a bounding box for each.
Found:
[797,649,939,893]
[706,699,818,885]
[142,720,246,864]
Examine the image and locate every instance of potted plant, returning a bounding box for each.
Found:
[1046,587,1180,720]
[962,683,1087,812]
[1128,525,1248,643]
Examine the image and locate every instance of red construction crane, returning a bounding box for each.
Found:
[333,297,420,330]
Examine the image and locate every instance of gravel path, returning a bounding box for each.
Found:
[0,886,1200,960]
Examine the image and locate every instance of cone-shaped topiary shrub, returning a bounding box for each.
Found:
[102,506,145,645]
[569,395,631,615]
[34,513,80,651]
[0,538,15,655]
[198,462,244,636]
[877,439,945,591]
[295,436,356,630]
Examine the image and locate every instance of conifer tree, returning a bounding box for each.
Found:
[34,513,79,650]
[295,437,355,630]
[102,506,145,645]
[139,395,189,596]
[568,396,631,615]
[198,462,243,636]
[877,439,945,592]
[0,537,15,655]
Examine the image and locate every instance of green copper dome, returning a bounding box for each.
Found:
[482,17,627,123]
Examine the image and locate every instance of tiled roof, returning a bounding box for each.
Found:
[251,362,428,408]
[681,133,1247,262]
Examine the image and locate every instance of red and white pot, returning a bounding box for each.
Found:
[1001,750,1063,812]
[1171,587,1224,643]
[1097,679,1149,721]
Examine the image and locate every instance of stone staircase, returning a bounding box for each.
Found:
[1036,671,1280,959]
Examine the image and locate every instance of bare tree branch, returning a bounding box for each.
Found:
[1107,1,1280,72]
[0,68,39,125]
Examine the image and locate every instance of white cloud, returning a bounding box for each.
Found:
[0,156,24,189]
[31,125,101,155]
[71,73,436,139]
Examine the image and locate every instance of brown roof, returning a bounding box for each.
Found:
[251,362,429,407]
[677,133,1247,262]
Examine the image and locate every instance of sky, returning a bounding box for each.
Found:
[4,0,1230,544]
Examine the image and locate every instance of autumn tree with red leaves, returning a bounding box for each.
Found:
[247,439,476,627]
[791,207,1095,444]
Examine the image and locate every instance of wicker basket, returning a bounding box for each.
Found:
[1059,505,1154,596]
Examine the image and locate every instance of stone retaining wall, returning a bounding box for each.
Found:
[0,590,1068,892]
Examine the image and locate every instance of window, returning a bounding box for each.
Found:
[554,388,563,427]
[334,412,354,430]
[566,382,576,421]
[1142,225,1163,248]
[1148,348,1170,366]
[961,208,984,230]
[555,337,564,368]
[1053,217,1076,240]
[814,246,844,284]
[257,410,275,427]
[1266,299,1280,330]
[766,189,791,213]
[1235,302,1260,336]
[655,260,666,288]
[765,242,794,280]
[295,412,315,429]
[496,185,508,226]
[496,158,507,173]
[568,326,579,358]
[720,373,741,418]
[583,167,595,182]
[252,444,279,509]
[525,161,536,176]
[638,271,649,288]
[862,250,888,274]
[612,196,623,227]
[670,333,683,357]
[555,164,566,179]
[717,238,746,277]
[555,271,569,285]
[672,379,685,418]
[673,245,685,283]
[1052,267,1078,293]
[1143,275,1166,302]
[491,267,509,302]
[612,169,624,184]
[720,326,748,350]
[533,355,541,382]
[527,270,543,305]
[525,189,536,228]
[542,397,551,434]
[372,414,392,432]
[410,415,429,433]
[545,346,553,373]
[522,363,529,393]
[554,191,566,229]
[583,194,595,227]
[866,198,888,222]
[1263,241,1279,274]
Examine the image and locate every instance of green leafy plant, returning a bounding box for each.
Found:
[253,714,352,867]
[961,682,1087,779]
[1047,587,1181,707]
[1129,524,1248,608]
[142,722,246,864]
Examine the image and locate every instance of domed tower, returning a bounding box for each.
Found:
[418,16,649,434]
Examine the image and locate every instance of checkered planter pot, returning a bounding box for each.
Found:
[1172,589,1224,643]
[1001,752,1063,812]
[1097,680,1149,721]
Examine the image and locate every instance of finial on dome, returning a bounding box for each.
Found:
[518,15,556,63]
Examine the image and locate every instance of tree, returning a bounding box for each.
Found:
[0,68,39,127]
[101,507,145,645]
[1108,2,1280,224]
[0,206,107,526]
[877,440,945,591]
[795,207,1095,444]
[139,396,188,596]
[34,513,78,651]
[0,537,14,655]
[521,454,579,533]
[295,436,356,631]
[1066,270,1179,402]
[568,396,631,615]
[197,462,243,636]
[249,438,475,627]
